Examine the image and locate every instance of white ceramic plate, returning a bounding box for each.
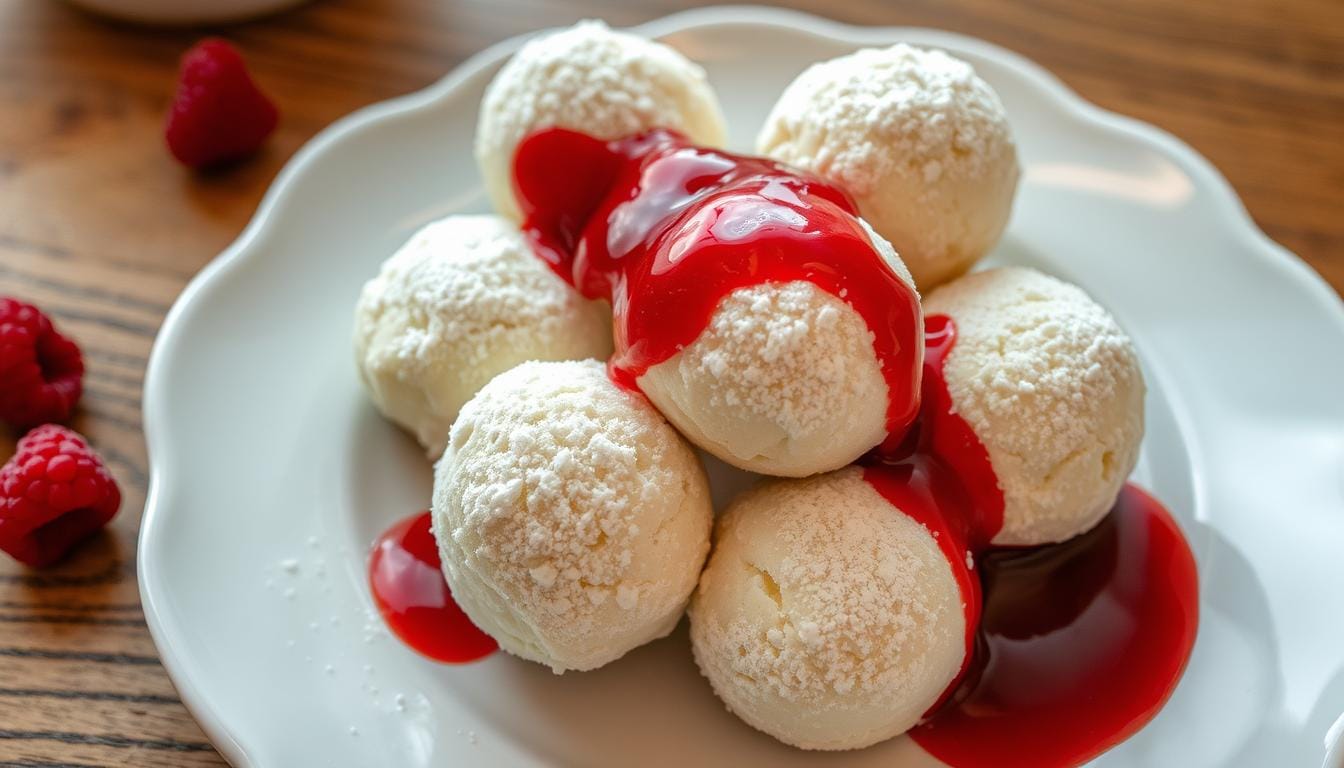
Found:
[139,7,1344,767]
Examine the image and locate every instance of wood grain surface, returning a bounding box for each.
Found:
[0,0,1340,764]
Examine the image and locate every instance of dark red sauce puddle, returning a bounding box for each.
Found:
[367,130,1200,768]
[865,313,1198,766]
[368,512,497,663]
[512,127,923,440]
[911,483,1198,768]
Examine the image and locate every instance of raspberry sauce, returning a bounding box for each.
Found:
[361,129,1201,767]
[864,315,1198,767]
[911,484,1199,768]
[368,512,497,663]
[861,455,983,708]
[916,314,1006,547]
[512,127,923,441]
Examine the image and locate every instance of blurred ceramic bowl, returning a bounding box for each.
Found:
[67,0,310,25]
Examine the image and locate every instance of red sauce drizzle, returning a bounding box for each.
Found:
[366,129,1201,767]
[863,314,1198,766]
[917,314,1006,547]
[861,455,981,710]
[512,127,923,439]
[368,512,497,663]
[911,484,1199,768]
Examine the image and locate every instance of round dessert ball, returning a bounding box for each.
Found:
[757,44,1019,291]
[689,468,966,751]
[432,359,713,673]
[353,215,611,458]
[637,220,920,478]
[476,20,728,222]
[924,266,1145,546]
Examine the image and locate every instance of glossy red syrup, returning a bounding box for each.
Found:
[860,314,1008,698]
[368,512,497,663]
[512,127,924,440]
[911,484,1199,768]
[864,315,1199,766]
[917,314,1005,547]
[359,129,1201,765]
[862,455,982,707]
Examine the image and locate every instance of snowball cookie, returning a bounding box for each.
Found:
[476,20,728,221]
[638,220,920,478]
[689,468,965,751]
[924,267,1145,546]
[432,359,712,673]
[757,44,1019,290]
[354,215,611,458]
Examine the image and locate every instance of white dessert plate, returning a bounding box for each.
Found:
[139,6,1344,767]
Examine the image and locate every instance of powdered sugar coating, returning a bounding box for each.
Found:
[476,20,727,221]
[432,360,712,673]
[689,468,965,750]
[758,44,1019,290]
[924,267,1145,545]
[638,220,920,477]
[353,215,611,458]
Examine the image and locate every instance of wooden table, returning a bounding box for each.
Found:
[0,0,1340,764]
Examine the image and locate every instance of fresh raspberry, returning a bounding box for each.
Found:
[0,298,84,431]
[165,38,279,169]
[0,425,121,568]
